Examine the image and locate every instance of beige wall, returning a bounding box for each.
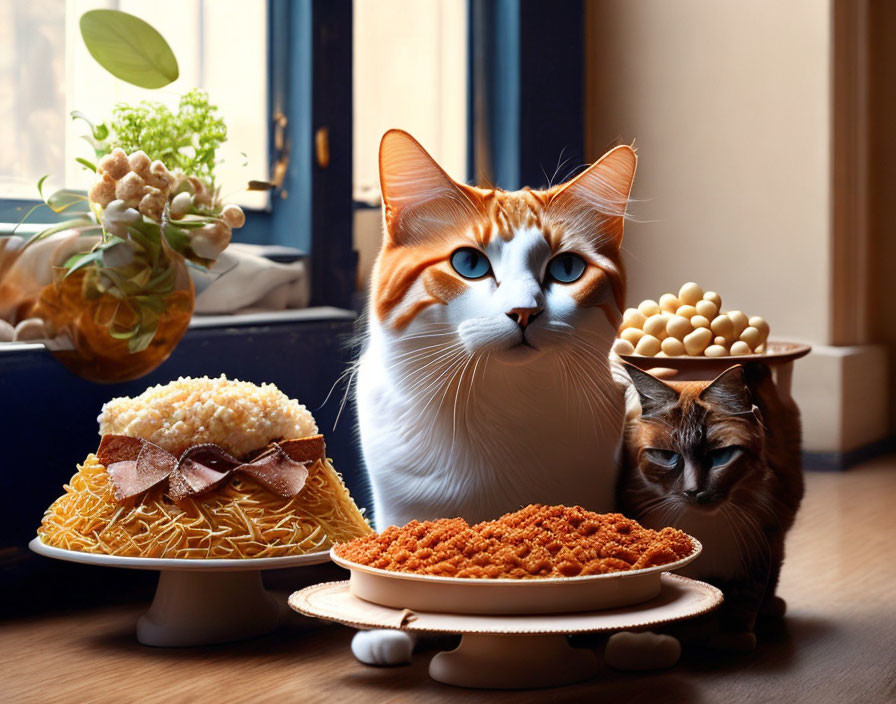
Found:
[585,0,832,344]
[353,0,466,204]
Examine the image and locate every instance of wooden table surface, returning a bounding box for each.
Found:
[3,456,896,704]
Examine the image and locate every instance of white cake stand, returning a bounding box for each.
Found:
[30,537,329,647]
[290,574,723,690]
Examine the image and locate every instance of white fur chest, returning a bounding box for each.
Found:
[356,342,623,529]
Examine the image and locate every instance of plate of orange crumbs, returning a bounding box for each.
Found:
[331,505,701,615]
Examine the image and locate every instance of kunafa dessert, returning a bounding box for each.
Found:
[39,376,371,558]
[334,504,694,579]
[613,281,770,358]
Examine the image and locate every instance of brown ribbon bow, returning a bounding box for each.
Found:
[96,434,326,502]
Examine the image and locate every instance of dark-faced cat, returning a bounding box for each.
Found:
[617,362,804,650]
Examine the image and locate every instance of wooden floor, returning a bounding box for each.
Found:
[3,456,896,704]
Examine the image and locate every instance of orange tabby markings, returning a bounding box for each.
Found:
[391,296,441,331]
[373,246,450,323]
[478,190,546,244]
[424,267,469,304]
[373,130,637,330]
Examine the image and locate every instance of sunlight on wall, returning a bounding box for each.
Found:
[353,0,467,203]
[0,0,267,210]
[353,0,467,293]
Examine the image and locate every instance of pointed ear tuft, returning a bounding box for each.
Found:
[379,130,482,246]
[623,362,679,417]
[548,144,637,248]
[700,365,754,415]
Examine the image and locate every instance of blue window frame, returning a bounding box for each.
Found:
[468,0,585,190]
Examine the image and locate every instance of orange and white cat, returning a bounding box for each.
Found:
[352,130,636,664]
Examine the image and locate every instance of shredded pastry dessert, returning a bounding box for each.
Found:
[38,376,371,558]
[335,505,693,578]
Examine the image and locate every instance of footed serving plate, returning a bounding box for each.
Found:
[330,535,701,615]
[30,538,329,647]
[291,573,723,689]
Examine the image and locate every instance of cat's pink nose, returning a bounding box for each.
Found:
[506,307,543,329]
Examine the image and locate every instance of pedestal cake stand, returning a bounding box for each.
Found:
[290,574,723,690]
[30,537,329,647]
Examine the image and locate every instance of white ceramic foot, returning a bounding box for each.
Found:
[137,570,280,647]
[429,634,598,689]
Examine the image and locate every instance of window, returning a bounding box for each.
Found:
[352,0,467,204]
[352,0,467,292]
[0,0,268,217]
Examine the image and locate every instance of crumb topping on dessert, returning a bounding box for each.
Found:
[98,375,317,457]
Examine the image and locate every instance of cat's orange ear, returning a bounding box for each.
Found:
[379,130,483,246]
[548,145,637,248]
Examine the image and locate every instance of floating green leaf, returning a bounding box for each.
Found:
[75,157,97,173]
[79,10,179,89]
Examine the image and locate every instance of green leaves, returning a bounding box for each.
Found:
[87,90,227,181]
[71,111,109,142]
[45,190,90,214]
[79,10,179,89]
[75,157,97,173]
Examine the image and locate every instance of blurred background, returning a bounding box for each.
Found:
[1,0,892,501]
[353,0,895,464]
[1,4,893,696]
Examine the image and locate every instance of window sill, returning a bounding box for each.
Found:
[0,307,356,353]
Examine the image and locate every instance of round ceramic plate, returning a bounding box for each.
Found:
[29,537,330,572]
[620,340,810,378]
[330,536,701,615]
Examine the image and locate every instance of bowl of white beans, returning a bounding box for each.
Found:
[612,282,810,378]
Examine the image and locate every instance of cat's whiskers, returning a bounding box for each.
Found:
[748,491,785,533]
[720,503,767,574]
[429,353,467,421]
[321,357,363,429]
[399,347,467,402]
[644,496,683,531]
[385,340,463,370]
[459,352,487,439]
[388,352,469,419]
[450,351,480,440]
[728,501,771,558]
[413,349,470,415]
[558,350,604,436]
[561,342,620,423]
[567,337,621,413]
[724,504,754,573]
[396,329,459,343]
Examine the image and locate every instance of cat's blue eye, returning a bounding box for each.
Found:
[547,253,587,283]
[645,448,680,468]
[450,247,492,279]
[709,446,742,468]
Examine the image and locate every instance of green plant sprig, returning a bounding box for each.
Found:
[76,89,227,183]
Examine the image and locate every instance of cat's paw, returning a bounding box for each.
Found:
[704,630,757,653]
[759,595,787,620]
[351,629,415,666]
[604,631,681,671]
